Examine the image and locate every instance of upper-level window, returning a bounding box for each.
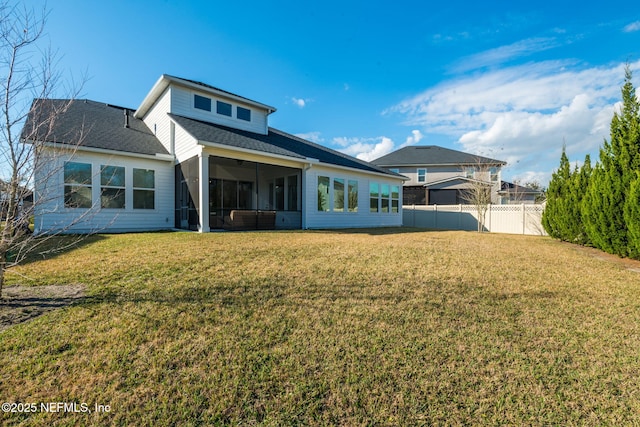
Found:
[490,167,499,182]
[465,167,475,179]
[194,94,211,111]
[217,101,232,117]
[100,165,125,209]
[417,168,426,183]
[64,162,92,208]
[237,106,251,122]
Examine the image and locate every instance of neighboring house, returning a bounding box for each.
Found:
[371,146,506,205]
[0,179,33,220]
[23,74,405,234]
[498,181,544,205]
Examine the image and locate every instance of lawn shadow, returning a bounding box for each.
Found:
[15,234,107,266]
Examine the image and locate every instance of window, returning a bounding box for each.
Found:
[217,101,232,117]
[391,185,400,213]
[417,168,426,183]
[274,177,284,210]
[317,176,330,212]
[348,180,358,212]
[333,178,345,212]
[64,162,92,208]
[237,106,251,121]
[370,183,379,213]
[389,168,400,174]
[133,168,155,209]
[465,167,475,179]
[490,167,499,182]
[100,165,125,209]
[381,184,390,213]
[194,94,211,111]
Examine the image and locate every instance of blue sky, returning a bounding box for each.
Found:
[21,0,640,184]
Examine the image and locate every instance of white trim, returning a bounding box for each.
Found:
[37,141,175,162]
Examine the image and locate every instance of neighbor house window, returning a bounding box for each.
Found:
[133,168,155,209]
[64,162,92,208]
[348,180,358,212]
[333,178,345,212]
[237,106,251,121]
[417,168,426,183]
[465,167,475,179]
[217,101,232,117]
[381,184,390,213]
[391,185,400,213]
[317,176,330,212]
[389,168,400,174]
[100,165,125,209]
[194,94,211,111]
[370,183,379,213]
[490,167,498,182]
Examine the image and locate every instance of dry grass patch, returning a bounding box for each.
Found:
[0,229,639,425]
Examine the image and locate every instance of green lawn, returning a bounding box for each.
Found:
[1,229,639,426]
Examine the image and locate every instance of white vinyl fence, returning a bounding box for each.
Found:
[403,204,547,236]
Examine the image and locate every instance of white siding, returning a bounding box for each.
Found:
[34,149,174,234]
[303,165,403,229]
[141,87,172,153]
[171,86,269,134]
[174,123,201,163]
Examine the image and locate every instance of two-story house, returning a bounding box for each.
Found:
[24,74,406,234]
[371,145,506,205]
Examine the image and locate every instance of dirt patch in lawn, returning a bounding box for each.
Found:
[0,284,86,332]
[564,242,640,273]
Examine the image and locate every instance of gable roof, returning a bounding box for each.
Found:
[371,145,506,167]
[499,181,544,195]
[169,113,403,177]
[135,74,276,119]
[424,175,492,190]
[22,99,169,157]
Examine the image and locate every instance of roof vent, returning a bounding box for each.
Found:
[124,109,129,128]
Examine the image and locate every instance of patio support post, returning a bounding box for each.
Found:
[198,152,210,232]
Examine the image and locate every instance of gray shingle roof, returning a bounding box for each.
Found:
[371,145,506,167]
[169,113,401,177]
[22,99,169,156]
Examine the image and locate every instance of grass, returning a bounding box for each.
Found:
[1,229,639,426]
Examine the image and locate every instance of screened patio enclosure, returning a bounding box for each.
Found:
[175,155,302,231]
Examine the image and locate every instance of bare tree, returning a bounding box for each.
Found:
[0,2,85,297]
[458,158,500,232]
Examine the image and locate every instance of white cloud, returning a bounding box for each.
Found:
[388,60,640,184]
[623,21,640,32]
[291,97,309,108]
[333,130,424,162]
[452,37,559,72]
[294,131,324,143]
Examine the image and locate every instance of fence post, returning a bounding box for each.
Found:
[434,204,438,229]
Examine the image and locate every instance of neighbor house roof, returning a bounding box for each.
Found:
[22,99,170,157]
[498,181,544,195]
[371,145,506,167]
[169,113,403,177]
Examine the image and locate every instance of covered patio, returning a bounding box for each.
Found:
[175,154,302,231]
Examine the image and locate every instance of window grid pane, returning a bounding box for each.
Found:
[348,180,358,212]
[317,176,330,212]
